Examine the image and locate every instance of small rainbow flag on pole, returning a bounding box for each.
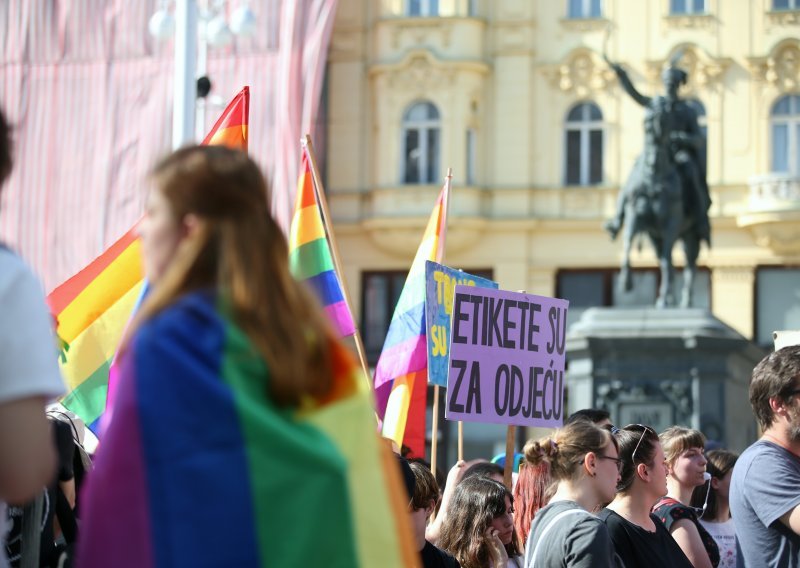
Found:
[288,146,356,337]
[373,175,450,457]
[47,87,250,432]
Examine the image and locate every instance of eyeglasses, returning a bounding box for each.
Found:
[785,388,800,399]
[598,455,624,473]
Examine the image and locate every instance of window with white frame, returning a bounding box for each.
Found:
[670,0,706,14]
[771,94,800,175]
[773,0,800,10]
[568,0,602,18]
[403,101,441,184]
[565,102,603,186]
[407,0,439,16]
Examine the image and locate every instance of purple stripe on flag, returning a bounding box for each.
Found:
[325,300,356,337]
[77,350,154,568]
[373,334,428,390]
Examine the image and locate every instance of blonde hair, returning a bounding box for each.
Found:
[129,145,334,406]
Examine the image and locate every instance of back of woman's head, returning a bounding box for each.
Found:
[690,449,738,518]
[139,145,333,406]
[614,424,660,493]
[513,444,554,548]
[523,420,616,483]
[438,476,519,568]
[659,426,705,465]
[461,461,504,483]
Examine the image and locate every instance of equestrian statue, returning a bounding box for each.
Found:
[603,52,712,308]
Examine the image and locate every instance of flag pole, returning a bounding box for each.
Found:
[302,135,372,387]
[430,168,453,476]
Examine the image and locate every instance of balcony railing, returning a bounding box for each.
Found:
[748,173,800,211]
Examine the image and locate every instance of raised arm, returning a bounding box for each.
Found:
[606,58,651,108]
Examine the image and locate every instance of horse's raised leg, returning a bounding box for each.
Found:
[680,234,701,308]
[651,235,675,308]
[619,215,635,293]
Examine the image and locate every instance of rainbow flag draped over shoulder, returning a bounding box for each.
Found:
[47,87,250,432]
[374,182,449,457]
[288,148,356,337]
[77,291,416,567]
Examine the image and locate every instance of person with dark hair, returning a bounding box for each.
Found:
[408,461,460,568]
[524,420,623,567]
[730,345,800,567]
[565,408,612,427]
[599,424,692,568]
[461,461,504,485]
[0,106,65,566]
[653,426,718,568]
[692,450,738,568]
[438,476,522,568]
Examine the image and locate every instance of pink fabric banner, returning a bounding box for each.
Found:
[0,0,337,290]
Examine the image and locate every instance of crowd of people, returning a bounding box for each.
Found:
[1,96,800,567]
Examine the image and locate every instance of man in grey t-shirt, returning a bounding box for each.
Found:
[730,346,800,567]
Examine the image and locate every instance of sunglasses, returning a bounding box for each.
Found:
[617,424,655,465]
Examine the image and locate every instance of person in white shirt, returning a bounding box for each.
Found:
[691,449,738,568]
[0,106,66,568]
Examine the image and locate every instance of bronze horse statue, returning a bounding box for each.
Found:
[604,57,710,308]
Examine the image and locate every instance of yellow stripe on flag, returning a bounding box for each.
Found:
[60,282,144,390]
[289,204,326,249]
[57,240,143,344]
[381,373,416,448]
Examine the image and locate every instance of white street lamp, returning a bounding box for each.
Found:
[148,0,256,148]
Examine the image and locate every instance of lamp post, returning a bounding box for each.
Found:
[149,0,257,149]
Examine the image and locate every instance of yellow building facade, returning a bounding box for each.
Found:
[325,0,800,457]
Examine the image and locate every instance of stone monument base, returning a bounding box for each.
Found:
[565,307,765,451]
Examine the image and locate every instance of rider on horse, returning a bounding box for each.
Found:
[604,61,712,246]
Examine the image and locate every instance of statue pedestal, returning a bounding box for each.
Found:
[565,307,765,451]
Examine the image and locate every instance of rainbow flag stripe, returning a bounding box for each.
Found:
[201,86,249,151]
[49,88,250,432]
[374,184,447,456]
[288,149,356,337]
[77,291,416,567]
[47,228,143,431]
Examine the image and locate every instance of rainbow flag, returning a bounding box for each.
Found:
[373,182,449,457]
[47,87,250,432]
[201,86,249,151]
[288,148,356,337]
[77,291,416,567]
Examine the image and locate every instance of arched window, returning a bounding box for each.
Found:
[565,102,603,186]
[771,94,800,174]
[402,101,441,184]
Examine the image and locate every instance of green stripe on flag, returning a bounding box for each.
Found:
[61,360,111,425]
[289,238,334,281]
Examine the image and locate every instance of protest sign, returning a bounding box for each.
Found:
[425,261,498,387]
[446,286,569,428]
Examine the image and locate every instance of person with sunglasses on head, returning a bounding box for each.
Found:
[653,427,719,568]
[690,449,738,568]
[523,420,624,567]
[730,346,800,568]
[599,424,693,568]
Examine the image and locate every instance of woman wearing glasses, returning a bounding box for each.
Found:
[653,427,719,568]
[599,424,693,567]
[523,420,624,567]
